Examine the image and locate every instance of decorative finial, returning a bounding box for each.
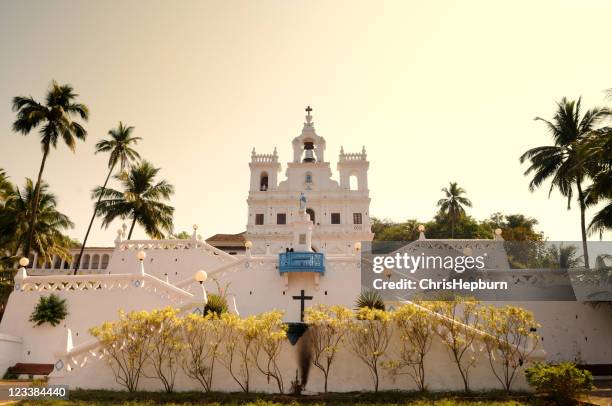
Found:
[418,224,426,241]
[64,325,74,353]
[362,145,366,154]
[232,296,239,316]
[340,146,344,154]
[251,147,256,156]
[19,257,29,268]
[305,106,313,125]
[115,228,123,244]
[494,228,504,241]
[273,147,278,156]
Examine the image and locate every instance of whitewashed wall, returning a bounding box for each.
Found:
[0,333,22,376]
[108,239,236,284]
[504,301,612,364]
[49,326,536,393]
[1,273,196,365]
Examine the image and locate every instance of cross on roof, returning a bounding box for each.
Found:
[305,106,312,114]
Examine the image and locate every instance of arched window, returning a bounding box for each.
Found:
[306,208,315,223]
[82,254,90,270]
[260,172,269,191]
[349,174,358,191]
[101,254,110,269]
[305,172,313,184]
[92,254,100,269]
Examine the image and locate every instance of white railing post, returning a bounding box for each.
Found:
[14,266,27,291]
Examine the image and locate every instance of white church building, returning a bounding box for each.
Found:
[0,108,611,392]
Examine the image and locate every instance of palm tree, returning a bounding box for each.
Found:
[546,243,582,269]
[0,169,12,205]
[582,127,612,238]
[437,182,472,238]
[520,98,611,268]
[12,81,88,258]
[0,179,74,265]
[93,161,174,240]
[74,122,141,274]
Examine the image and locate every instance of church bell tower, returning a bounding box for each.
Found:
[246,106,373,255]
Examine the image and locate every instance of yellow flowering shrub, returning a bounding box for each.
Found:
[144,307,183,392]
[347,307,393,392]
[250,310,287,393]
[304,305,352,392]
[430,298,481,392]
[385,302,436,391]
[87,303,541,394]
[181,312,225,392]
[217,312,258,392]
[89,310,155,392]
[480,305,540,392]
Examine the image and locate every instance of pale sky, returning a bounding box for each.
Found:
[1,0,611,246]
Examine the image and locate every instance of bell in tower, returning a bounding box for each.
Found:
[303,141,316,163]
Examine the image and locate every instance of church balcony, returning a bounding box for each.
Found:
[278,252,325,274]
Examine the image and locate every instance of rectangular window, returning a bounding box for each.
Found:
[299,234,306,244]
[277,213,287,225]
[255,213,264,225]
[331,213,341,224]
[353,213,362,224]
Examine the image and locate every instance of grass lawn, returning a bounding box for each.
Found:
[15,389,538,406]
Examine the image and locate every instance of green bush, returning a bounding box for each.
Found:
[525,362,593,405]
[29,294,68,326]
[204,293,228,316]
[355,289,385,311]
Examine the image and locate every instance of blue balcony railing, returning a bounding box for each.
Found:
[279,252,325,274]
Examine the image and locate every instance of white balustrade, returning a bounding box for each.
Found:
[117,238,238,263]
[14,272,195,305]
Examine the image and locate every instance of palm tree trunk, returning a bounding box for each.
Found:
[127,217,137,240]
[576,179,590,269]
[73,164,115,274]
[24,146,49,259]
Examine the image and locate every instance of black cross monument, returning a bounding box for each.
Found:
[292,289,313,322]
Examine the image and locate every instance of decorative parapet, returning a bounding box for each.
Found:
[251,147,279,164]
[16,247,114,275]
[52,338,102,374]
[13,272,195,305]
[116,238,238,263]
[339,146,367,162]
